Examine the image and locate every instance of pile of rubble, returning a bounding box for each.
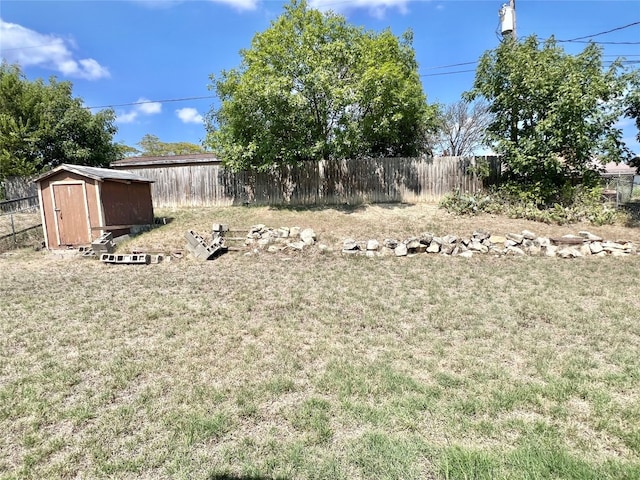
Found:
[244,225,320,253]
[342,229,638,258]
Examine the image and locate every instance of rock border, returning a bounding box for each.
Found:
[241,224,637,258]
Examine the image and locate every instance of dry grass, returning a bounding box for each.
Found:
[1,203,639,479]
[127,203,640,254]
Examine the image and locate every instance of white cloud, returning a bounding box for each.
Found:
[117,98,163,124]
[309,0,409,17]
[133,0,258,10]
[208,0,259,10]
[117,111,140,124]
[0,19,110,80]
[176,107,204,124]
[138,99,163,115]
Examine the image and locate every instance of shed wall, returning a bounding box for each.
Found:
[100,181,154,227]
[39,171,100,248]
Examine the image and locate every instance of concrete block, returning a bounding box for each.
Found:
[185,230,205,248]
[92,232,115,253]
[100,253,150,264]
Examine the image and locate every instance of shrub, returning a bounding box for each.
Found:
[439,185,624,226]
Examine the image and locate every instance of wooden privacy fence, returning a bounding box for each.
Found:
[134,156,499,208]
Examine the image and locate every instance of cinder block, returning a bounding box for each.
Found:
[185,230,205,248]
[92,232,115,253]
[212,223,229,233]
[100,253,150,264]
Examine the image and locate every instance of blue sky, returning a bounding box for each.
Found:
[1,0,639,155]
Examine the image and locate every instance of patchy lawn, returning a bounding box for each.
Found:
[1,204,639,479]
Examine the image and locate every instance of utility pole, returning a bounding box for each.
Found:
[499,0,516,40]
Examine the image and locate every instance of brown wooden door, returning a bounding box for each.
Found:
[52,183,90,246]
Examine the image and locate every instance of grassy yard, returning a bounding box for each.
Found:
[1,204,639,479]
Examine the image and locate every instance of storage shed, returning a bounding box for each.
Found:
[35,164,154,249]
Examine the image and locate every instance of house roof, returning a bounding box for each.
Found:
[34,164,154,183]
[111,153,220,168]
[602,162,637,176]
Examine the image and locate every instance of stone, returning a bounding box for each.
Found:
[522,239,534,248]
[526,244,542,256]
[257,237,272,247]
[472,230,491,241]
[506,233,524,244]
[250,224,266,233]
[300,228,316,245]
[535,237,551,248]
[558,247,582,258]
[611,249,629,257]
[579,244,592,256]
[522,230,536,240]
[287,241,305,251]
[505,246,526,256]
[365,250,377,258]
[289,227,301,238]
[578,231,603,242]
[431,236,443,246]
[419,233,434,245]
[489,235,506,245]
[406,238,421,250]
[544,245,558,257]
[590,242,604,254]
[442,234,458,245]
[383,238,399,249]
[458,250,474,258]
[602,241,625,251]
[555,235,584,245]
[366,239,380,251]
[394,244,408,257]
[468,240,488,253]
[343,239,359,251]
[267,245,285,253]
[504,239,519,248]
[277,227,290,238]
[440,243,456,255]
[426,242,440,254]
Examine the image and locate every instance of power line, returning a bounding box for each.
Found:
[85,95,216,110]
[557,21,640,42]
[562,40,640,45]
[421,69,476,78]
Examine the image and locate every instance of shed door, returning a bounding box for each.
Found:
[52,183,91,246]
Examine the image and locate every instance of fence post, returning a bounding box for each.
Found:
[10,213,16,247]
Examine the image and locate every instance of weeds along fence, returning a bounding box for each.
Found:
[0,196,42,249]
[114,156,500,208]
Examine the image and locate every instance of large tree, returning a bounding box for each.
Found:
[0,63,119,181]
[136,134,205,156]
[206,0,437,171]
[466,36,632,204]
[434,100,491,156]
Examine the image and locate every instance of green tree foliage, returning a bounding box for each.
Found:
[136,134,205,156]
[625,72,640,143]
[466,36,632,205]
[0,63,118,181]
[206,0,438,171]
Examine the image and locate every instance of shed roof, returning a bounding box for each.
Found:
[34,164,154,183]
[111,153,220,168]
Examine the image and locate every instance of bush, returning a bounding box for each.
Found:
[439,185,624,226]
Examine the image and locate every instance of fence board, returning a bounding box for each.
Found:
[113,156,496,208]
